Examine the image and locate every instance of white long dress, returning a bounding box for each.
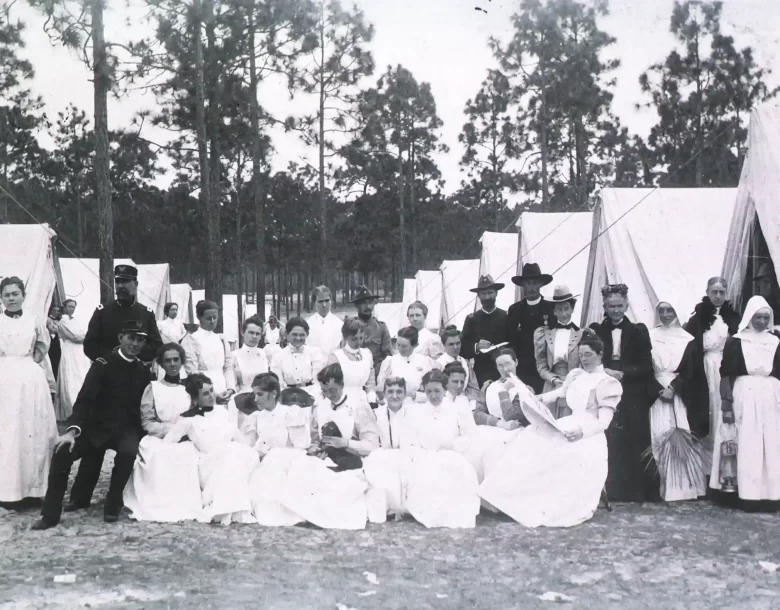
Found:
[269,344,325,398]
[182,328,235,395]
[232,344,270,394]
[332,347,374,401]
[165,406,259,524]
[158,317,187,344]
[306,312,343,358]
[649,322,706,501]
[702,313,730,450]
[55,316,92,420]
[0,313,58,502]
[123,382,202,522]
[478,367,622,527]
[363,398,481,528]
[377,353,437,402]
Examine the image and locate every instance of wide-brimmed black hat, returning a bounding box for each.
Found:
[511,263,553,287]
[469,274,505,294]
[114,264,138,281]
[280,387,315,407]
[119,319,148,337]
[352,285,378,303]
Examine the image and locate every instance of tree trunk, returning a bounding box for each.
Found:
[0,112,7,224]
[539,54,549,209]
[317,2,328,284]
[397,143,406,289]
[76,189,84,255]
[409,139,417,272]
[92,0,114,304]
[235,189,243,346]
[193,0,211,310]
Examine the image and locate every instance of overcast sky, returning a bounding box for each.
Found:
[12,0,780,194]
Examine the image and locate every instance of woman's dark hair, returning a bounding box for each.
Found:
[184,373,213,400]
[397,326,419,347]
[422,369,449,388]
[252,372,280,397]
[383,376,407,391]
[156,342,186,366]
[0,276,25,297]
[285,316,310,335]
[317,363,344,386]
[163,302,178,316]
[62,298,77,309]
[493,347,518,363]
[242,315,265,333]
[442,362,467,378]
[341,317,365,338]
[440,324,461,343]
[196,300,220,318]
[601,284,629,298]
[578,329,604,355]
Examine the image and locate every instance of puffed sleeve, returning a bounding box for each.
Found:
[140,383,169,438]
[181,333,199,376]
[221,336,237,392]
[164,418,193,444]
[309,345,326,380]
[376,355,392,391]
[534,327,554,382]
[578,375,622,439]
[33,316,51,363]
[348,399,380,456]
[270,349,287,389]
[365,351,377,402]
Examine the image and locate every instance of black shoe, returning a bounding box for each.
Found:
[103,512,119,523]
[30,517,59,531]
[64,501,89,513]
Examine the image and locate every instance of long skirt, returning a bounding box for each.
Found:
[650,395,707,502]
[478,425,608,528]
[363,448,480,529]
[123,436,203,522]
[703,349,724,455]
[198,442,259,524]
[0,357,58,501]
[710,375,780,501]
[56,340,91,420]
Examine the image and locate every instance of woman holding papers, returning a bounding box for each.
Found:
[478,330,622,527]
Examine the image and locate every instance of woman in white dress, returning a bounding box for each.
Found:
[232,315,270,394]
[164,374,259,524]
[270,317,326,397]
[55,299,92,420]
[436,325,481,401]
[479,348,534,430]
[649,302,707,501]
[364,370,480,528]
[478,331,623,527]
[124,343,202,522]
[248,363,380,529]
[377,326,437,402]
[328,317,377,403]
[158,302,187,344]
[407,301,444,359]
[0,277,58,503]
[182,300,236,402]
[264,315,284,360]
[710,296,780,512]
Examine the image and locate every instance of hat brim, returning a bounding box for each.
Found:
[550,294,579,304]
[352,295,378,303]
[470,282,505,293]
[122,331,148,337]
[115,275,137,281]
[511,274,553,287]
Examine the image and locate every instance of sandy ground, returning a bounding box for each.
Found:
[1,463,780,610]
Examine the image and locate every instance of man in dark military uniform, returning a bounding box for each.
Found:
[353,286,392,378]
[32,320,153,530]
[64,264,162,513]
[84,264,162,363]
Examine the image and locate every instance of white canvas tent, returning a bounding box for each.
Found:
[478,231,519,312]
[722,105,780,311]
[222,294,244,345]
[170,283,193,324]
[135,264,171,320]
[374,302,403,338]
[0,224,61,317]
[414,270,443,330]
[582,188,737,328]
[440,259,479,330]
[516,212,593,323]
[61,258,135,326]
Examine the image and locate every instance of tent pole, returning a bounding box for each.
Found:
[581,198,602,328]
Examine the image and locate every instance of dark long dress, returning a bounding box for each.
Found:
[506,298,556,394]
[590,317,662,502]
[461,308,509,388]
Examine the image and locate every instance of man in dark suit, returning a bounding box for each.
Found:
[353,286,393,378]
[507,263,556,394]
[32,320,152,530]
[461,275,509,388]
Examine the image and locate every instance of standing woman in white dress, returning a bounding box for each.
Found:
[377,326,437,402]
[158,302,187,344]
[231,315,270,394]
[649,302,707,501]
[124,343,202,522]
[182,300,236,403]
[684,278,740,454]
[710,296,780,512]
[407,301,444,359]
[55,299,92,421]
[328,318,377,403]
[270,317,326,397]
[436,325,481,401]
[0,277,58,504]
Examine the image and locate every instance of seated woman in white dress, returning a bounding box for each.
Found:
[164,374,259,525]
[182,300,236,403]
[158,302,187,344]
[270,317,325,397]
[478,330,623,528]
[407,301,444,359]
[232,315,270,395]
[248,363,380,529]
[364,370,480,528]
[478,348,534,430]
[55,299,92,421]
[436,325,481,401]
[328,317,377,403]
[377,326,438,402]
[124,343,202,522]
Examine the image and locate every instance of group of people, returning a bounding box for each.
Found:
[1,258,779,533]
